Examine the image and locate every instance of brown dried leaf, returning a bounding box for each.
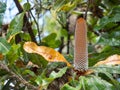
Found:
[15,60,25,68]
[23,42,71,66]
[0,53,4,60]
[95,54,120,66]
[82,54,120,75]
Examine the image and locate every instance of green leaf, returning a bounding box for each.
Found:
[91,65,120,89]
[27,53,48,68]
[0,2,6,13]
[49,67,67,78]
[57,11,67,27]
[42,33,61,48]
[0,37,11,55]
[78,76,86,90]
[22,70,36,77]
[78,76,114,90]
[41,78,54,87]
[6,12,24,40]
[92,65,120,74]
[110,29,120,39]
[110,14,120,22]
[53,0,76,12]
[61,84,77,90]
[94,16,109,31]
[109,5,120,15]
[60,29,68,37]
[42,67,67,88]
[42,33,56,42]
[20,33,31,41]
[89,46,120,66]
[6,44,20,64]
[53,0,66,11]
[18,0,23,2]
[62,75,114,90]
[23,3,31,11]
[35,71,48,85]
[35,67,67,89]
[94,14,120,31]
[0,14,3,28]
[0,2,6,28]
[98,36,120,46]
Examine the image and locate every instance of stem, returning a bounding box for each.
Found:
[74,18,88,71]
[84,0,90,20]
[13,0,37,43]
[67,33,70,54]
[0,62,38,90]
[58,37,64,53]
[29,10,41,42]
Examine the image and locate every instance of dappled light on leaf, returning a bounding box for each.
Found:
[23,42,71,66]
[95,54,120,66]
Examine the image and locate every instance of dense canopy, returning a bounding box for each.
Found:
[0,0,120,90]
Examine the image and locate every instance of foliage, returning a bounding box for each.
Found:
[0,1,6,28]
[0,0,120,90]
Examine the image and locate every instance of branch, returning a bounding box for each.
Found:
[13,0,23,13]
[84,0,90,20]
[27,0,41,43]
[13,0,37,43]
[0,62,38,90]
[29,10,41,42]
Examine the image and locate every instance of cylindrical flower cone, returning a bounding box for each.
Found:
[74,18,88,71]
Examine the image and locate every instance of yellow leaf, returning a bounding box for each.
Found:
[95,54,120,66]
[7,35,14,43]
[60,2,74,12]
[23,42,71,66]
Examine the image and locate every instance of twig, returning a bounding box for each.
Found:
[66,21,70,54]
[30,11,41,43]
[27,0,41,43]
[84,0,90,20]
[67,32,70,54]
[0,62,38,90]
[58,37,65,53]
[57,17,70,54]
[40,13,45,37]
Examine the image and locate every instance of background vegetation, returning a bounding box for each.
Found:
[0,0,120,90]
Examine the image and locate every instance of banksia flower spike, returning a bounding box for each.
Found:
[74,18,88,72]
